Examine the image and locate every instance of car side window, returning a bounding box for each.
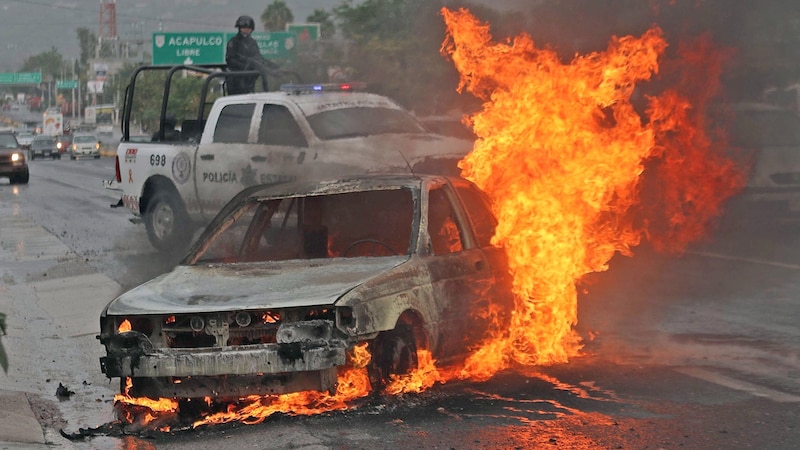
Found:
[427,187,465,255]
[258,104,308,147]
[455,185,497,248]
[213,103,255,143]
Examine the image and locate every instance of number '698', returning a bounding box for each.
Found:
[150,154,166,166]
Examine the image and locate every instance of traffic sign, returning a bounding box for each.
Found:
[56,80,78,89]
[151,31,299,66]
[287,24,320,41]
[0,72,42,84]
[152,32,227,65]
[223,31,297,61]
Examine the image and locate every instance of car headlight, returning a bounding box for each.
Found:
[11,153,22,162]
[56,142,62,149]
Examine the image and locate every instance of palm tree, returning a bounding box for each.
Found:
[261,1,294,32]
[308,9,336,39]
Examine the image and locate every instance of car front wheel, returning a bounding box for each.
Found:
[144,190,192,253]
[368,322,419,392]
[11,168,29,184]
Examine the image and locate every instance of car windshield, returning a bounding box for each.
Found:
[731,109,800,147]
[0,134,17,148]
[74,135,97,143]
[34,138,55,146]
[307,107,427,140]
[194,187,416,264]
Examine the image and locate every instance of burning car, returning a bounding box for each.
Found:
[98,174,513,400]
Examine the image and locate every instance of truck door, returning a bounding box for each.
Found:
[194,102,256,219]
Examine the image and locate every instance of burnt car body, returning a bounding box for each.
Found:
[0,131,29,183]
[98,174,513,399]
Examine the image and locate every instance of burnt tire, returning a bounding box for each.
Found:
[144,190,192,253]
[368,323,419,392]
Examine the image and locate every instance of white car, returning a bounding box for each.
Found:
[70,134,101,159]
[726,103,800,214]
[15,131,34,149]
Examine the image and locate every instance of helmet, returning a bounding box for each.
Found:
[235,15,255,29]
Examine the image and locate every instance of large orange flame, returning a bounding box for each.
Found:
[439,7,746,379]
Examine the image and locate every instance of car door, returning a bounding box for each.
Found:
[422,180,496,362]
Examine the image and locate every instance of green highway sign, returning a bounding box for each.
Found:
[232,31,297,60]
[152,32,227,65]
[151,31,299,65]
[56,80,78,89]
[0,72,42,84]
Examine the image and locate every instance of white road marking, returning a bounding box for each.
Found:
[687,250,800,270]
[677,367,800,403]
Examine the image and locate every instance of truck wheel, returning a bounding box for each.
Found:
[368,323,419,393]
[144,190,192,252]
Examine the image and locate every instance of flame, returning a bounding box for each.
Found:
[439,7,746,379]
[384,350,447,395]
[118,319,131,333]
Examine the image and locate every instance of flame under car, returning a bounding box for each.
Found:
[98,174,513,399]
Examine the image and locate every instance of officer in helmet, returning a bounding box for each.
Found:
[226,15,279,95]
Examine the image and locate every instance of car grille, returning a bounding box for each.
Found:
[122,307,335,349]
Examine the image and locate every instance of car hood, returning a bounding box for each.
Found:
[104,256,409,316]
[322,133,473,174]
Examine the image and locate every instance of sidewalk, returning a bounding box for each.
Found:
[0,195,121,448]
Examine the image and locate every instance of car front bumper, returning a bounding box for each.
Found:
[100,332,348,396]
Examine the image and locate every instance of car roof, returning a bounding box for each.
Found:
[217,90,405,116]
[245,173,449,200]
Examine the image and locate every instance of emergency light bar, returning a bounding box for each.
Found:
[280,81,367,93]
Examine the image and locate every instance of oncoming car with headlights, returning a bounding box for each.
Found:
[0,131,29,183]
[98,174,513,399]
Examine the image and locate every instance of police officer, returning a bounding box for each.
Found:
[226,15,279,95]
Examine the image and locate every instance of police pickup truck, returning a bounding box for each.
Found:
[104,64,473,252]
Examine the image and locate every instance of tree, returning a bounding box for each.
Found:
[20,47,63,81]
[261,0,294,32]
[331,0,472,114]
[76,27,96,69]
[308,9,336,39]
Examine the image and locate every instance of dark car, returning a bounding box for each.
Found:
[29,135,60,160]
[98,174,513,399]
[0,131,29,184]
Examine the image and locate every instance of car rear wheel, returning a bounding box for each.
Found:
[368,322,419,392]
[144,190,193,252]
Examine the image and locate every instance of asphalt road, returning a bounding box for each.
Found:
[0,156,798,449]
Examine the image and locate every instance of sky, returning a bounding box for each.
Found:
[0,0,367,71]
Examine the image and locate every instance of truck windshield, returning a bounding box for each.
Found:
[0,134,17,148]
[307,107,426,140]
